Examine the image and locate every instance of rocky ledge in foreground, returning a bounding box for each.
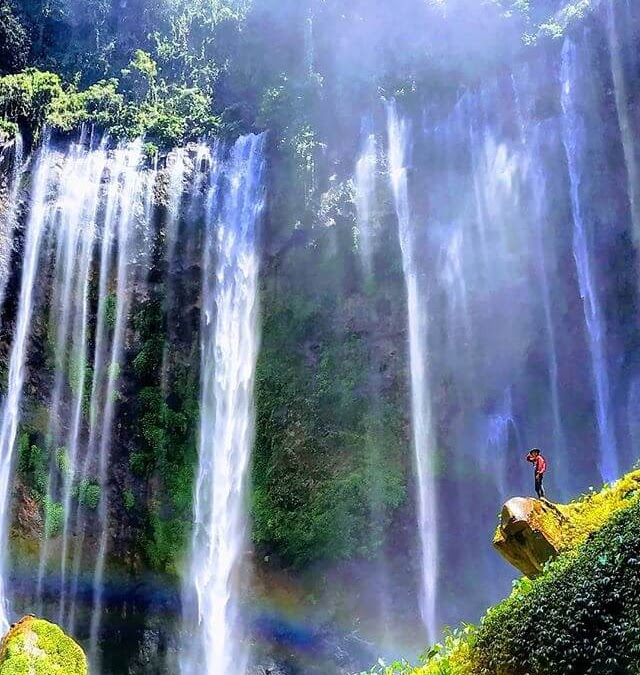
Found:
[0,615,87,675]
[493,497,565,577]
[494,470,640,578]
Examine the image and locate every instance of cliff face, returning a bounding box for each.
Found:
[0,1,640,674]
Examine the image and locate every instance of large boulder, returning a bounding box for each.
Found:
[0,616,88,675]
[494,472,640,578]
[493,497,566,578]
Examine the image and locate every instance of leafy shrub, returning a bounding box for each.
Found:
[17,433,48,499]
[43,498,64,537]
[0,60,221,148]
[123,489,135,512]
[359,625,476,675]
[0,1,29,76]
[55,447,69,476]
[377,473,640,675]
[74,480,101,510]
[144,513,189,574]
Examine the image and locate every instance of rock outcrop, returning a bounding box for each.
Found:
[494,472,640,578]
[493,497,565,578]
[0,616,88,675]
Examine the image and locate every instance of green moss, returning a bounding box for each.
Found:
[0,617,87,675]
[43,499,63,537]
[74,480,101,510]
[123,489,135,512]
[252,290,407,566]
[17,435,48,500]
[493,470,640,555]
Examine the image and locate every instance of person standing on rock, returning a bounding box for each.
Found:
[526,448,547,499]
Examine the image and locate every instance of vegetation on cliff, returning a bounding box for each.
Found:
[0,616,87,675]
[365,470,640,675]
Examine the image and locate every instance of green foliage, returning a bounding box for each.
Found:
[103,293,118,329]
[538,1,593,40]
[132,336,165,376]
[0,69,70,139]
[43,498,64,537]
[74,479,101,510]
[252,291,407,566]
[130,297,198,573]
[0,63,220,147]
[0,119,18,141]
[17,433,48,499]
[55,447,69,476]
[123,489,135,512]
[367,475,640,675]
[144,513,188,575]
[476,497,640,674]
[359,626,476,675]
[0,1,30,75]
[0,618,87,675]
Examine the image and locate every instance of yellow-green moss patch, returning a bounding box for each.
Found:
[0,616,87,675]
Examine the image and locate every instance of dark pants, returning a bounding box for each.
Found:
[535,473,545,499]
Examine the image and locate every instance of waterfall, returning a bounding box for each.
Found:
[0,138,154,662]
[354,120,377,277]
[484,389,520,499]
[0,132,23,316]
[526,123,567,479]
[35,142,107,614]
[607,0,640,253]
[160,149,186,395]
[88,141,150,664]
[182,134,265,675]
[561,38,618,482]
[386,101,438,643]
[0,142,53,632]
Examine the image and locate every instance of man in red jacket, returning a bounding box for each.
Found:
[526,448,547,499]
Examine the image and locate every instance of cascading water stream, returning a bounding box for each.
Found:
[0,132,23,316]
[56,146,107,624]
[35,143,107,609]
[0,143,53,632]
[354,121,377,278]
[607,0,640,252]
[89,141,148,664]
[386,101,438,643]
[561,38,619,482]
[526,124,566,474]
[160,149,186,395]
[182,134,265,675]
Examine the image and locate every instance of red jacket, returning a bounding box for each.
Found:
[527,454,547,475]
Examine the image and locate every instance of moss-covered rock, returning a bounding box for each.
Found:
[493,497,562,578]
[0,616,87,675]
[494,470,640,578]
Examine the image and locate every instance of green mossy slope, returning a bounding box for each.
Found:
[0,616,87,675]
[366,470,640,675]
